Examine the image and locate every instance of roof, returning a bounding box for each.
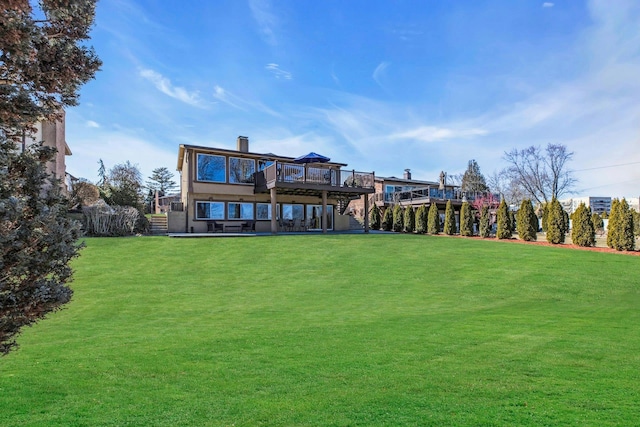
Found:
[177,143,348,171]
[376,176,440,186]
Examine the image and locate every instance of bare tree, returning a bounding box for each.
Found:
[503,144,576,206]
[487,169,526,206]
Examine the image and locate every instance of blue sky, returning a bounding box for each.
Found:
[66,0,640,199]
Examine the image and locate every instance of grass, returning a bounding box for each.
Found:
[1,234,639,426]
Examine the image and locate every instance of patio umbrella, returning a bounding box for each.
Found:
[293,152,331,164]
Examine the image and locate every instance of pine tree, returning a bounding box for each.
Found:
[571,203,595,247]
[443,200,456,235]
[541,203,550,232]
[427,203,440,234]
[369,204,381,230]
[546,198,566,244]
[606,199,620,249]
[392,204,404,232]
[562,210,570,234]
[496,199,512,239]
[415,205,427,233]
[404,207,415,233]
[146,167,177,195]
[592,212,604,233]
[460,202,474,236]
[508,209,517,233]
[516,199,537,241]
[479,205,491,237]
[382,207,393,231]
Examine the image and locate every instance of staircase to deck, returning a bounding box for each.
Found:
[149,215,168,235]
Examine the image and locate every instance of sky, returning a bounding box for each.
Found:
[65,0,640,199]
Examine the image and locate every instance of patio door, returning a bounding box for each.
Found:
[306,205,333,230]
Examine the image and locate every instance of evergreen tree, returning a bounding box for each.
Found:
[382,207,393,231]
[392,204,404,232]
[546,198,566,244]
[541,203,550,232]
[459,202,474,236]
[592,212,604,233]
[571,203,595,247]
[460,159,489,193]
[415,205,427,233]
[443,200,456,235]
[146,167,177,195]
[562,210,570,234]
[633,211,640,237]
[479,205,491,237]
[369,204,381,230]
[404,206,415,233]
[427,203,440,234]
[508,209,516,233]
[607,198,635,251]
[516,199,537,241]
[496,199,512,239]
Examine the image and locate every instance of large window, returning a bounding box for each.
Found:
[258,159,274,171]
[256,203,279,220]
[197,154,226,182]
[228,202,254,220]
[306,205,333,230]
[196,201,224,219]
[282,204,304,220]
[229,157,256,184]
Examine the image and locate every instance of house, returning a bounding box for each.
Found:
[21,111,72,194]
[170,136,375,233]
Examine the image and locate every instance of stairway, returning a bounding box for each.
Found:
[348,215,364,230]
[149,215,168,235]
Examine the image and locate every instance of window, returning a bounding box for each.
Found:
[196,201,224,219]
[306,205,333,230]
[228,202,254,220]
[258,159,274,171]
[229,157,256,184]
[256,203,279,220]
[282,204,304,220]
[197,154,226,182]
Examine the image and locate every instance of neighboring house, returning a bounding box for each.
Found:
[171,136,375,233]
[560,196,612,215]
[22,111,72,194]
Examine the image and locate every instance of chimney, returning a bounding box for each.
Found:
[237,136,249,153]
[404,168,411,180]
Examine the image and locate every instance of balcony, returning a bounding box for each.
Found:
[254,161,375,197]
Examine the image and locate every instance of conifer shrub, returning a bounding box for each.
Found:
[606,199,619,248]
[541,203,550,232]
[382,207,393,231]
[404,207,415,233]
[459,202,474,236]
[443,200,456,235]
[369,204,381,230]
[571,202,595,247]
[607,198,635,251]
[479,205,491,237]
[427,203,440,234]
[516,199,537,241]
[546,198,566,244]
[392,204,404,232]
[508,209,516,233]
[633,211,640,237]
[562,210,570,234]
[415,205,427,233]
[496,199,512,239]
[592,213,604,233]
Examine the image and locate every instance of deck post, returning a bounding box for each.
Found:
[322,190,328,234]
[364,194,370,233]
[270,187,277,234]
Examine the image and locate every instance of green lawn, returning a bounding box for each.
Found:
[1,235,639,426]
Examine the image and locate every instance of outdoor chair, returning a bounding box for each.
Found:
[241,220,255,232]
[207,221,223,233]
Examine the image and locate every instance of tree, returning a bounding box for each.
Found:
[382,207,393,231]
[1,1,100,355]
[1,1,101,132]
[633,211,640,237]
[459,202,474,236]
[392,204,404,232]
[516,199,537,241]
[496,199,512,239]
[427,203,440,234]
[571,203,595,247]
[415,205,427,233]
[146,167,177,195]
[369,204,381,230]
[546,198,566,244]
[503,144,576,206]
[592,212,604,234]
[479,205,491,238]
[508,209,516,234]
[102,161,144,208]
[404,206,415,233]
[461,159,488,194]
[607,198,635,251]
[443,200,456,235]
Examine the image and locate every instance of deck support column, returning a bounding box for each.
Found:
[322,190,328,234]
[270,187,277,234]
[364,194,370,233]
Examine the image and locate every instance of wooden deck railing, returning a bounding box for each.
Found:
[256,162,375,189]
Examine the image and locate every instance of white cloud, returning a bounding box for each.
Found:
[86,120,100,128]
[391,126,488,143]
[265,63,292,80]
[249,0,278,46]
[139,68,205,108]
[372,61,390,90]
[542,2,554,8]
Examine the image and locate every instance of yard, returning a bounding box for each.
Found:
[1,234,639,426]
